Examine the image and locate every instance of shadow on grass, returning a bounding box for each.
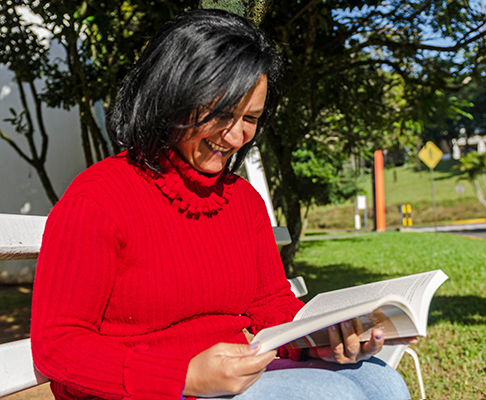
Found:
[295,261,486,327]
[429,295,486,326]
[0,285,33,311]
[295,261,398,303]
[0,285,33,343]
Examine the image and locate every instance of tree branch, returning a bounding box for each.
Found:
[29,80,49,164]
[0,128,33,164]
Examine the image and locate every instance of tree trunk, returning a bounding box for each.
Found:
[277,148,302,277]
[34,162,59,205]
[279,194,302,277]
[301,203,311,236]
[265,126,303,277]
[79,107,94,167]
[416,142,422,171]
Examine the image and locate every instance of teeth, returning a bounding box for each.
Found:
[205,139,228,152]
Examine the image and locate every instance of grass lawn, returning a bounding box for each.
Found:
[307,158,486,229]
[296,231,486,399]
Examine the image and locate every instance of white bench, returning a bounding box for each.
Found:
[0,213,310,397]
[0,213,423,399]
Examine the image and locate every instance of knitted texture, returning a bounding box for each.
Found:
[31,151,304,400]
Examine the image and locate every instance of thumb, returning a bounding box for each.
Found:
[215,342,260,357]
[237,341,261,356]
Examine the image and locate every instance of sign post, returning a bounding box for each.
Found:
[357,195,367,228]
[373,150,386,232]
[418,141,443,234]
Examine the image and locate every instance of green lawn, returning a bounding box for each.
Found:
[382,158,476,206]
[307,159,486,229]
[296,231,486,399]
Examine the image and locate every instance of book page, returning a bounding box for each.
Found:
[294,270,444,325]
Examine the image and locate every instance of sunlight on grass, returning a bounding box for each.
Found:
[296,231,486,399]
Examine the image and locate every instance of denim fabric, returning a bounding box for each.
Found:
[201,357,411,400]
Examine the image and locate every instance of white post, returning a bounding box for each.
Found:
[244,147,277,226]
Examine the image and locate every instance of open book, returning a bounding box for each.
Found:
[252,269,448,355]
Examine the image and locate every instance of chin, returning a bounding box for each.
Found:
[202,167,225,175]
[198,163,226,175]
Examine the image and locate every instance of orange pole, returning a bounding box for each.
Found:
[374,150,386,232]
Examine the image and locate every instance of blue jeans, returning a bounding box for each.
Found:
[201,357,410,400]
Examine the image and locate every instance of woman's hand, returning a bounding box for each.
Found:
[183,342,276,398]
[308,320,418,364]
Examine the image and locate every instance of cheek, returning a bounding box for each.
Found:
[244,125,258,144]
[174,137,197,162]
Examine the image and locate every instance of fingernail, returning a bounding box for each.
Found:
[375,333,383,340]
[344,321,351,329]
[331,325,337,331]
[249,341,259,350]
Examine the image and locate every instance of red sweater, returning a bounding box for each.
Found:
[31,150,304,400]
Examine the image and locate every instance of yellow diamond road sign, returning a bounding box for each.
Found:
[418,141,443,169]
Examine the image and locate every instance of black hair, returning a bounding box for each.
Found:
[109,8,283,173]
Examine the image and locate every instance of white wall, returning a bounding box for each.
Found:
[0,64,87,283]
[0,65,86,216]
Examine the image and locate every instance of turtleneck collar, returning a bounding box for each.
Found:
[152,149,238,218]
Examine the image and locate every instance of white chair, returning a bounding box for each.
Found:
[375,344,426,400]
[0,214,308,397]
[0,338,48,397]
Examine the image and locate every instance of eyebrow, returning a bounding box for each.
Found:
[247,109,264,115]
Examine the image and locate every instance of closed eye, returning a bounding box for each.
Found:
[244,115,260,124]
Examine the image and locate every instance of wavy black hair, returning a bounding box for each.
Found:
[109,8,283,173]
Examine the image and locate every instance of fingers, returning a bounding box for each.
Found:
[314,322,387,364]
[184,342,276,398]
[360,328,384,358]
[314,322,356,363]
[323,320,361,363]
[213,342,259,356]
[385,336,418,346]
[235,347,277,377]
[340,320,361,360]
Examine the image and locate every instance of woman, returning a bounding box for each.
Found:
[31,9,411,400]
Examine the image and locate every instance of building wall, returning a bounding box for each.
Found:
[0,65,87,283]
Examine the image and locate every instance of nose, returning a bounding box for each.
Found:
[222,118,246,149]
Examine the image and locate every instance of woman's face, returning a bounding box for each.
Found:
[175,75,268,174]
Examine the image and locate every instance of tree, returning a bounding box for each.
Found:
[0,0,198,204]
[257,0,486,275]
[0,3,59,204]
[424,81,486,154]
[456,151,486,207]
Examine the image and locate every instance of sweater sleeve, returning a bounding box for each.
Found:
[243,189,305,337]
[31,195,190,400]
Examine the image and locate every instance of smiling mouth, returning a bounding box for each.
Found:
[204,139,231,155]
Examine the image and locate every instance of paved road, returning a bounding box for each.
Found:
[447,228,486,240]
[402,222,486,240]
[302,222,486,241]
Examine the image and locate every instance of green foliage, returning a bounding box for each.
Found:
[258,0,486,270]
[0,0,199,199]
[456,151,486,182]
[0,0,277,202]
[295,231,486,399]
[456,151,486,207]
[199,0,250,16]
[291,145,358,207]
